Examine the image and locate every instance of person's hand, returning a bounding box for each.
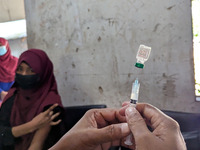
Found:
[31,103,61,129]
[12,103,62,138]
[49,108,130,150]
[1,90,8,100]
[120,102,187,150]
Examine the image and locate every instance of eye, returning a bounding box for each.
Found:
[27,68,35,74]
[17,66,23,72]
[31,68,35,73]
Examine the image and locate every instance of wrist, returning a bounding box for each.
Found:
[27,121,37,133]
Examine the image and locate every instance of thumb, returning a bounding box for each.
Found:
[92,123,130,144]
[126,106,150,140]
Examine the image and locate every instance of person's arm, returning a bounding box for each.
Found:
[28,125,51,150]
[11,119,39,137]
[0,105,59,148]
[0,91,8,100]
[12,103,61,138]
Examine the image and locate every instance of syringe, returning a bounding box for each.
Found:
[130,78,140,104]
[124,78,140,146]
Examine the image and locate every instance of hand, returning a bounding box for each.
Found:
[120,102,187,150]
[11,104,62,138]
[31,103,61,129]
[49,108,130,150]
[1,91,8,100]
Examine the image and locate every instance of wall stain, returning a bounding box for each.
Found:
[76,48,79,52]
[66,2,73,8]
[107,18,117,26]
[111,54,120,87]
[128,73,131,78]
[39,2,45,9]
[162,73,177,97]
[65,72,67,81]
[98,86,103,94]
[167,5,175,10]
[98,36,101,42]
[153,23,160,32]
[72,63,76,68]
[73,87,78,91]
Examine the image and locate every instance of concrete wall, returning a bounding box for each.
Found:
[8,38,28,58]
[0,0,25,22]
[24,0,200,113]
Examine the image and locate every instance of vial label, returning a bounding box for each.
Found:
[137,45,151,60]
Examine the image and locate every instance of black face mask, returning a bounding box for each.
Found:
[15,73,40,90]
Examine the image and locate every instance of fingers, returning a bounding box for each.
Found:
[88,108,126,128]
[50,119,62,126]
[135,103,174,130]
[120,102,175,130]
[48,110,61,126]
[43,103,59,115]
[49,111,53,116]
[119,103,135,116]
[44,104,62,126]
[136,103,165,119]
[122,101,130,107]
[125,106,150,139]
[50,112,62,125]
[91,123,130,144]
[51,112,60,120]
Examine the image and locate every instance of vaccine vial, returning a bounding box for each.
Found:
[135,45,151,69]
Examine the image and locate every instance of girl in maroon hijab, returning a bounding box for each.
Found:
[0,38,18,105]
[0,49,64,150]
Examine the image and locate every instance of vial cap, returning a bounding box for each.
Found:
[135,63,144,68]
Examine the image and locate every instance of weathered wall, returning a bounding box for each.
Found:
[8,37,28,57]
[24,0,200,113]
[0,0,25,22]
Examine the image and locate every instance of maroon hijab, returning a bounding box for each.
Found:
[3,49,63,150]
[0,37,18,82]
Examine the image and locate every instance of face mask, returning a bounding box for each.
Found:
[15,73,40,90]
[0,46,7,56]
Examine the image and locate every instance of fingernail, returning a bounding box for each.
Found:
[126,106,136,116]
[121,123,130,134]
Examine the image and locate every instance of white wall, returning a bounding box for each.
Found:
[0,0,25,22]
[0,0,26,51]
[24,0,200,112]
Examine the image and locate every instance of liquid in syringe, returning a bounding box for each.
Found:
[130,78,140,104]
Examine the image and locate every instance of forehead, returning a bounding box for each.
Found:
[18,62,32,69]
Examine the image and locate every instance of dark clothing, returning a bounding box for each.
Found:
[2,49,64,150]
[0,94,15,150]
[42,105,65,150]
[0,94,65,150]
